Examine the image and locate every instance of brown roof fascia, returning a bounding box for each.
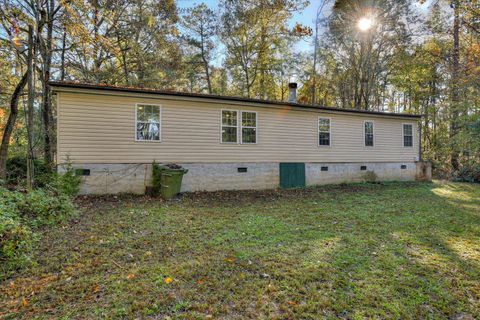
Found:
[50,81,423,119]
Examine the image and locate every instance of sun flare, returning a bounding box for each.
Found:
[358,17,374,31]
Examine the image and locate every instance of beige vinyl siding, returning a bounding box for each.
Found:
[57,90,419,164]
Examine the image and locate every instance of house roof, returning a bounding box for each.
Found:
[50,81,422,119]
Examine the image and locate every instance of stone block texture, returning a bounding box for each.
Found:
[60,162,428,195]
[306,162,417,185]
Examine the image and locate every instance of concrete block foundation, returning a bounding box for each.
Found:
[59,162,430,195]
[306,162,418,185]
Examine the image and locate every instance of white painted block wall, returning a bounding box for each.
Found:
[60,161,427,195]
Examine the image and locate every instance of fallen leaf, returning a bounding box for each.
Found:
[92,284,101,293]
[21,298,29,307]
[225,257,235,263]
[287,301,298,306]
[127,273,136,280]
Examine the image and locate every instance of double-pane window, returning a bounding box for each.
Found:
[318,118,331,146]
[221,110,238,143]
[136,104,160,141]
[221,110,257,144]
[365,121,374,147]
[403,124,413,147]
[241,111,257,144]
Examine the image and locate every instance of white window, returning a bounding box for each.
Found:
[318,118,331,146]
[136,104,160,141]
[364,121,374,147]
[241,111,257,144]
[403,124,413,147]
[221,110,257,144]
[221,110,238,143]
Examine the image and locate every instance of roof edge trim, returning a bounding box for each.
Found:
[50,81,422,119]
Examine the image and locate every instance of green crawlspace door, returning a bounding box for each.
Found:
[279,163,306,189]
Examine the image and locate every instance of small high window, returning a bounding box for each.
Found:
[364,121,374,147]
[241,111,257,144]
[318,118,331,146]
[403,124,413,147]
[136,104,160,141]
[221,110,238,143]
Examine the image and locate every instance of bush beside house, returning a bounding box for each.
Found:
[0,162,80,278]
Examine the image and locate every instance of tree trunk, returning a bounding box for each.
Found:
[41,0,56,171]
[60,29,67,81]
[0,73,28,181]
[92,0,101,82]
[203,56,212,94]
[42,71,54,171]
[450,0,460,171]
[244,66,250,98]
[199,30,212,94]
[26,26,35,189]
[312,23,318,104]
[116,30,130,85]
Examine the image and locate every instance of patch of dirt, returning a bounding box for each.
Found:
[74,182,408,208]
[74,193,164,212]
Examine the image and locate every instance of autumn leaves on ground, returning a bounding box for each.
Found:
[1,182,479,319]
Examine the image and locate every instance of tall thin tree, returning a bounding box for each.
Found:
[450,0,461,171]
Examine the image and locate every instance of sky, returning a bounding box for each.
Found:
[177,0,323,31]
[177,0,327,66]
[177,0,432,65]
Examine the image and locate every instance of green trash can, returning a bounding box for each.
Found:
[159,167,188,199]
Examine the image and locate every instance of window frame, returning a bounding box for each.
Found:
[134,103,162,142]
[318,117,332,147]
[220,109,239,144]
[364,120,375,147]
[240,111,258,145]
[402,123,414,148]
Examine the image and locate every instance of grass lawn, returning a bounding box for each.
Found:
[1,182,479,319]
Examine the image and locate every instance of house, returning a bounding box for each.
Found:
[51,82,431,195]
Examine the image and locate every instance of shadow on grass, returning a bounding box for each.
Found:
[190,182,480,318]
[1,182,479,319]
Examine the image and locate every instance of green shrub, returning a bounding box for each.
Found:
[57,163,82,196]
[17,189,76,226]
[29,164,82,197]
[152,162,163,196]
[0,189,34,277]
[6,156,49,187]
[0,210,35,277]
[364,170,378,183]
[453,161,480,183]
[0,187,76,277]
[34,172,81,198]
[5,156,82,196]
[0,186,23,204]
